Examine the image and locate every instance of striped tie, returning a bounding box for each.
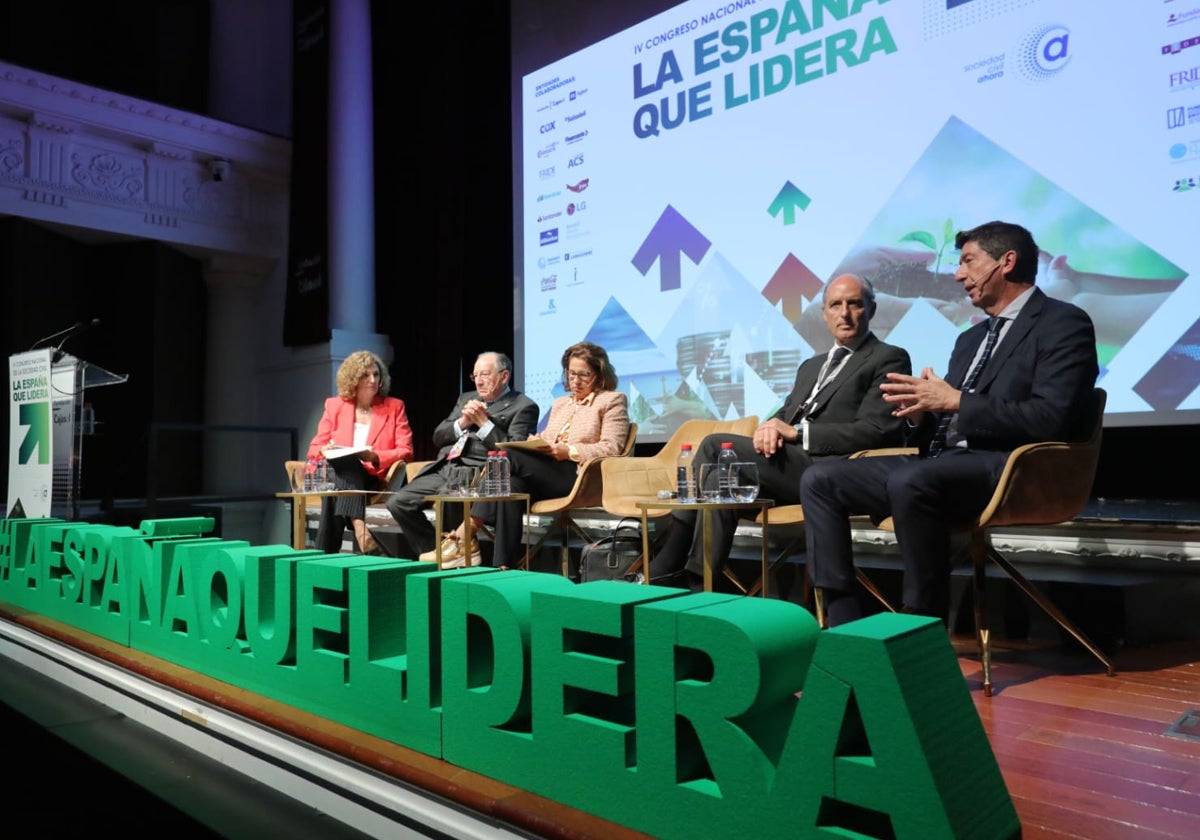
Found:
[928,317,1003,457]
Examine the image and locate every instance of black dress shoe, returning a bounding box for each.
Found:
[824,592,863,627]
[685,571,704,593]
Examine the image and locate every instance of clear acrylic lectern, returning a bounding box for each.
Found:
[51,353,128,520]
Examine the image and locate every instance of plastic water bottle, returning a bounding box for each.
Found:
[676,443,695,502]
[717,441,738,501]
[496,450,512,496]
[484,451,499,496]
[304,457,320,492]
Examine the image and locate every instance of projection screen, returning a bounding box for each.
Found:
[513,0,1200,441]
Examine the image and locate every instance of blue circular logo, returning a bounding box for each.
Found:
[1017,24,1071,82]
[1170,143,1188,160]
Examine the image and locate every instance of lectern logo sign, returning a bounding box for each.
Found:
[18,402,50,464]
[8,349,54,518]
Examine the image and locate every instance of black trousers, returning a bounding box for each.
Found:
[651,433,812,580]
[800,449,1006,624]
[314,458,380,554]
[472,449,577,568]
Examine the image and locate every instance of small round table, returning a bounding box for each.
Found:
[275,489,380,551]
[423,493,532,569]
[635,498,774,595]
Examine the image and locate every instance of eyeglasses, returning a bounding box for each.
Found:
[566,370,595,382]
[472,370,498,380]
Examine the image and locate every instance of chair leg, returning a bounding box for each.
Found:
[969,532,993,696]
[854,568,898,613]
[984,542,1116,679]
[804,566,897,625]
[743,533,805,598]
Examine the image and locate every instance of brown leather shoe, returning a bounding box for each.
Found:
[354,522,384,556]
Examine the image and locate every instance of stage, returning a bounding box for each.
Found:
[4,495,1197,836]
[5,598,1200,838]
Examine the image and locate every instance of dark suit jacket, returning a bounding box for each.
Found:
[912,287,1098,454]
[425,388,539,471]
[773,332,912,456]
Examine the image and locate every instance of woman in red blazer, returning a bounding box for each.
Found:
[307,350,413,554]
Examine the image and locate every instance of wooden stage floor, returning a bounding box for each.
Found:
[4,602,1200,838]
[959,635,1200,839]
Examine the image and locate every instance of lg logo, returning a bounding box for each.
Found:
[568,154,584,168]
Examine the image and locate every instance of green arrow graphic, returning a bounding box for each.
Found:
[768,180,812,226]
[19,402,51,464]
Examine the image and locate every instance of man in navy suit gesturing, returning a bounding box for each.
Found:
[800,221,1099,627]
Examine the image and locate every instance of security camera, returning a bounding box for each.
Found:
[209,159,230,182]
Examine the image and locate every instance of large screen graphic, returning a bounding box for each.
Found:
[516,0,1200,438]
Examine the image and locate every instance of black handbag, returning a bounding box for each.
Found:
[579,518,644,583]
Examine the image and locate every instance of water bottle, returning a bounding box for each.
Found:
[717,441,738,501]
[676,443,695,502]
[80,402,96,435]
[484,451,499,496]
[304,457,320,492]
[496,450,512,496]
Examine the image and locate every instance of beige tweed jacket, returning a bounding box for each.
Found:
[542,389,630,464]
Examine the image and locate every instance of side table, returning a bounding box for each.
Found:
[275,489,380,551]
[423,493,532,570]
[634,498,774,595]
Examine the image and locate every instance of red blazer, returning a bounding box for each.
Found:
[306,395,414,480]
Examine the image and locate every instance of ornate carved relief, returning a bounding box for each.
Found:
[0,61,289,254]
[0,137,22,175]
[70,151,144,199]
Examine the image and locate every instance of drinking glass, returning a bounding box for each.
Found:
[730,462,760,502]
[291,460,310,493]
[446,465,468,496]
[461,466,483,497]
[697,463,721,502]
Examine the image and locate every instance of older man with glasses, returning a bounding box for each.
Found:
[385,351,539,564]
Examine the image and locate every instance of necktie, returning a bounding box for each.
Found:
[928,317,1003,457]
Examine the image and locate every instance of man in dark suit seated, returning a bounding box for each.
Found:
[386,352,539,563]
[651,273,912,589]
[801,220,1099,627]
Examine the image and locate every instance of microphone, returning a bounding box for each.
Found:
[50,318,101,363]
[29,321,84,351]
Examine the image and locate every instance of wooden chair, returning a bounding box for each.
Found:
[600,417,759,576]
[521,423,638,575]
[723,504,807,598]
[851,389,1112,695]
[284,458,404,504]
[282,459,404,550]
